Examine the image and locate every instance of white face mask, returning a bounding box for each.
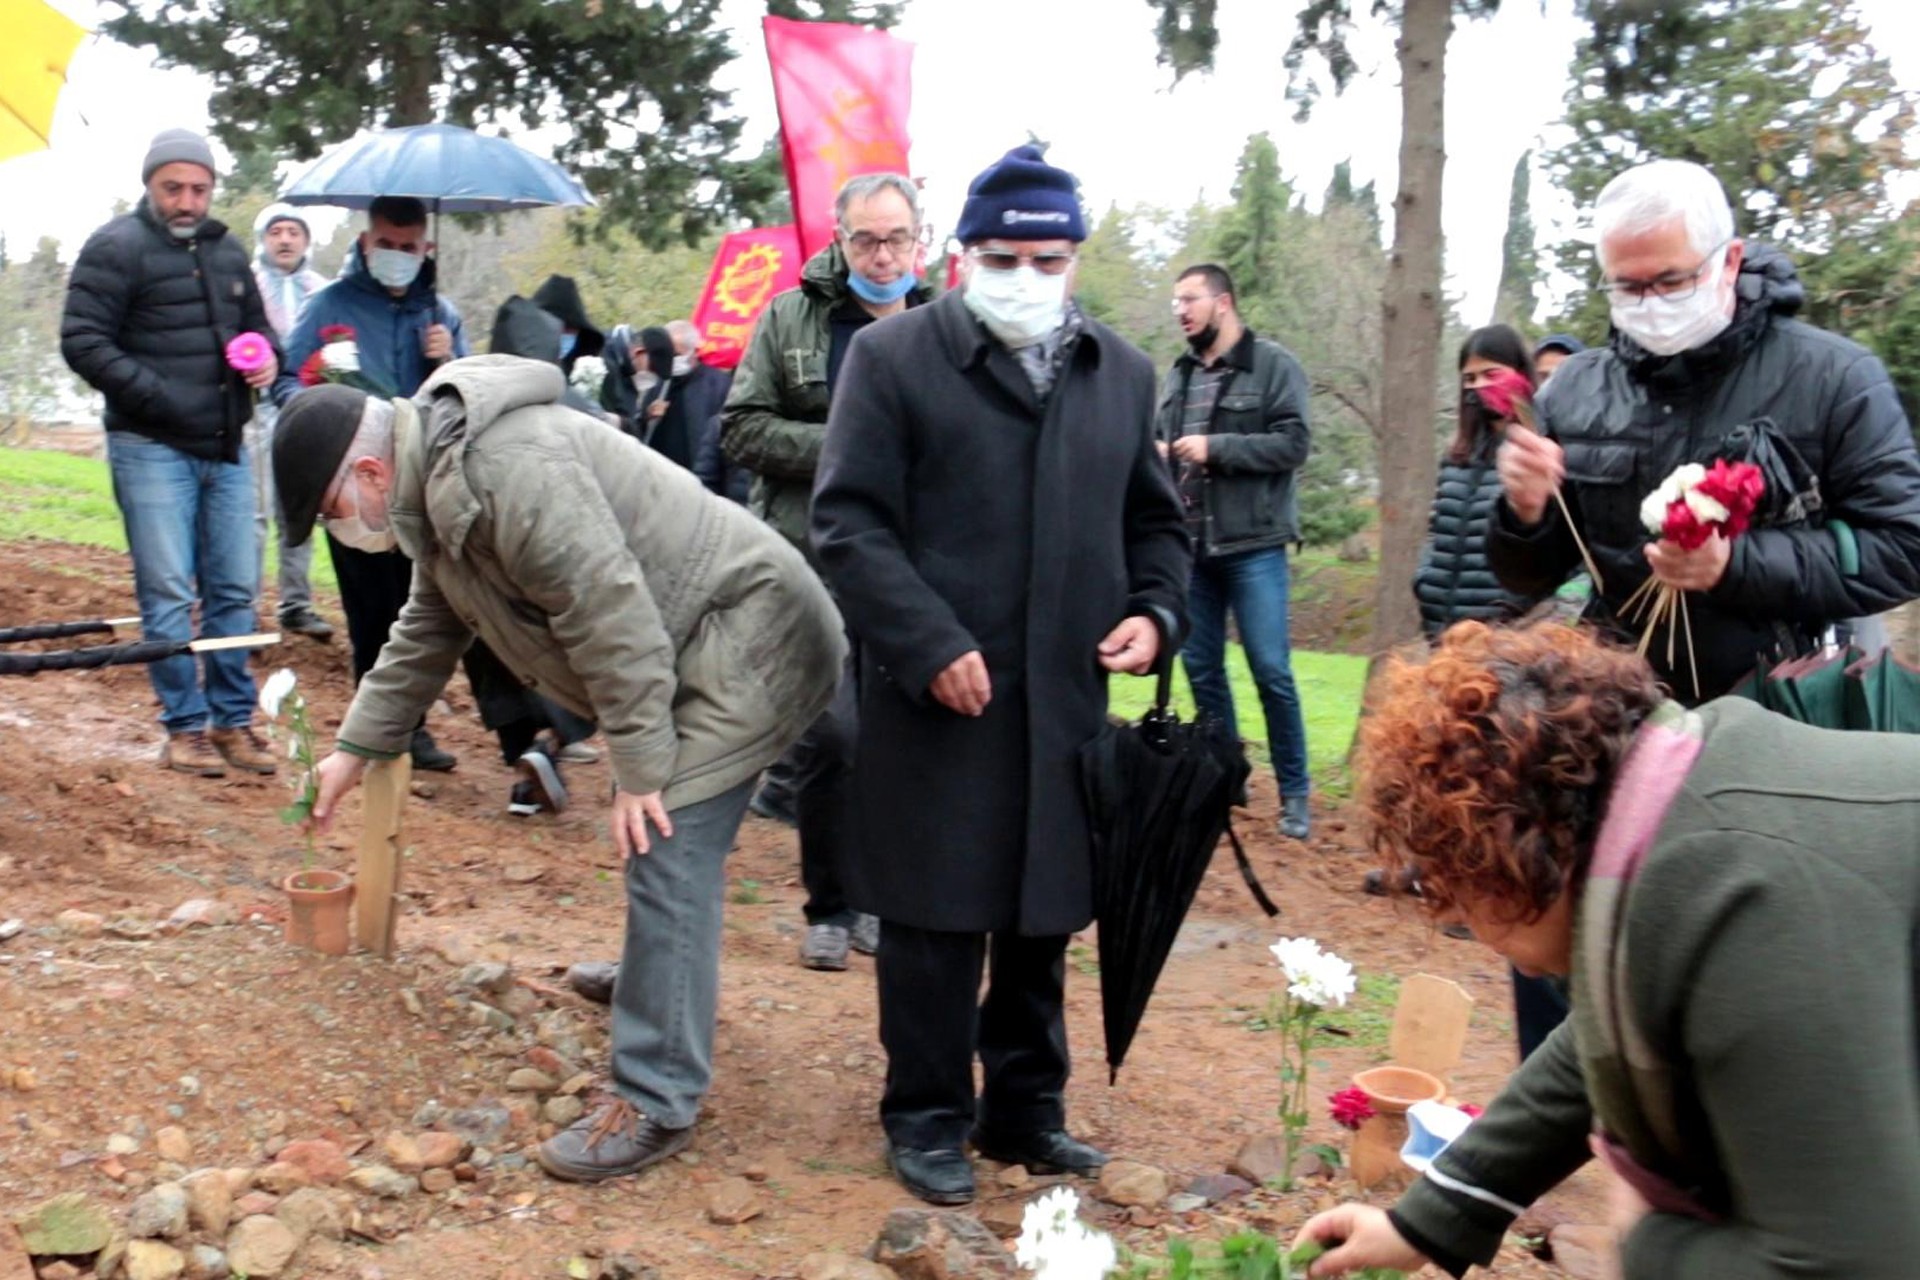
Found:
[671,353,694,377]
[367,247,424,292]
[964,264,1068,349]
[1609,254,1733,357]
[327,477,398,554]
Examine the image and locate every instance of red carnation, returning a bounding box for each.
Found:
[1661,500,1714,551]
[1329,1086,1375,1131]
[319,324,356,343]
[297,349,328,387]
[1475,367,1536,425]
[1459,1103,1485,1119]
[1691,459,1765,538]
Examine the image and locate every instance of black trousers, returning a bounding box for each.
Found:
[327,534,416,684]
[462,639,595,766]
[876,921,1070,1151]
[792,653,858,925]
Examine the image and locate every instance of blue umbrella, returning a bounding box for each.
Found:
[279,122,594,212]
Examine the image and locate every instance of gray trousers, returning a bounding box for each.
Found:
[609,777,754,1129]
[246,406,313,613]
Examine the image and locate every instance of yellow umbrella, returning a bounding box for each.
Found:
[0,0,87,161]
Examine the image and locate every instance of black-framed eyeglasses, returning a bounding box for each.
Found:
[1598,237,1731,305]
[842,227,929,257]
[967,247,1077,276]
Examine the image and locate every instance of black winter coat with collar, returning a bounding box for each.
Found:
[61,201,276,462]
[1490,244,1920,700]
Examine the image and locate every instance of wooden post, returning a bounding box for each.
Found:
[354,756,412,957]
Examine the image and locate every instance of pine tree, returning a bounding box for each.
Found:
[1491,152,1540,329]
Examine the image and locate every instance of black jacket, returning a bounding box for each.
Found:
[1491,244,1920,701]
[529,274,603,373]
[694,411,752,504]
[811,291,1190,935]
[61,201,276,462]
[1153,326,1312,555]
[1415,439,1541,638]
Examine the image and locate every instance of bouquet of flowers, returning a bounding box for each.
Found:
[297,324,392,395]
[1475,367,1606,592]
[568,353,607,403]
[1621,458,1765,695]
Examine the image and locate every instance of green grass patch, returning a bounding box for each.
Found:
[729,878,766,906]
[0,446,338,596]
[1227,972,1400,1063]
[1109,647,1366,792]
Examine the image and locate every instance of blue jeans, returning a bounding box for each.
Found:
[106,431,260,733]
[609,778,755,1129]
[1182,546,1310,800]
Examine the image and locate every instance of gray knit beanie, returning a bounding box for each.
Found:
[142,129,216,183]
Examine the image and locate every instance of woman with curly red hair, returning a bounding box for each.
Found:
[1296,622,1920,1279]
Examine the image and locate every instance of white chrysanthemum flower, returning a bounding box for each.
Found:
[1269,936,1323,980]
[568,354,608,398]
[1683,487,1729,523]
[320,340,360,373]
[1015,1187,1117,1278]
[1289,949,1357,1008]
[258,668,298,718]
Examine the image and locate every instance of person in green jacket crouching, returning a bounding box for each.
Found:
[1296,620,1920,1279]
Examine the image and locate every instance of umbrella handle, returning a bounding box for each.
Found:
[1225,823,1280,917]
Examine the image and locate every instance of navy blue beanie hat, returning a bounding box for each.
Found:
[1535,332,1587,358]
[955,145,1087,244]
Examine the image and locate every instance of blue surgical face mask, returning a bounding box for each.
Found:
[367,247,424,291]
[558,331,578,359]
[847,269,918,305]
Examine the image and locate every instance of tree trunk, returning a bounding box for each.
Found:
[390,30,435,127]
[1367,0,1450,654]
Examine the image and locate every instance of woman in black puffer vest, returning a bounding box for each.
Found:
[1413,325,1548,639]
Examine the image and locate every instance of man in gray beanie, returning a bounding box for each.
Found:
[61,128,284,778]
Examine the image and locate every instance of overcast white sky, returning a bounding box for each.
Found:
[5,0,1918,325]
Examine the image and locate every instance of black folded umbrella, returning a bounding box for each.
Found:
[0,632,278,677]
[1080,657,1278,1083]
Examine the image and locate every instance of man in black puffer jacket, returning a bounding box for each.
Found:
[62,129,283,779]
[1493,159,1920,702]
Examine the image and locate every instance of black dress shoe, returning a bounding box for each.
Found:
[887,1144,975,1205]
[410,728,458,772]
[970,1127,1108,1177]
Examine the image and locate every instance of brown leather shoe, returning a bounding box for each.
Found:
[160,730,227,777]
[208,725,278,775]
[535,1098,691,1183]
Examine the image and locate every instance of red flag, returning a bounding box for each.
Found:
[691,225,805,371]
[764,16,915,259]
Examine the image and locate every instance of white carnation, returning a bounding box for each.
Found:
[258,667,298,718]
[1683,487,1729,523]
[320,340,360,373]
[1015,1187,1117,1278]
[1668,462,1707,493]
[1270,936,1356,1009]
[569,354,607,400]
[1640,489,1671,535]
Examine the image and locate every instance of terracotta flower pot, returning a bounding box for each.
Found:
[1352,1065,1448,1114]
[1349,1065,1448,1190]
[283,868,354,956]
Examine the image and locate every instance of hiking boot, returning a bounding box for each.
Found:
[278,604,335,641]
[410,728,457,773]
[1279,802,1311,842]
[849,912,881,956]
[1363,868,1424,898]
[567,960,618,1006]
[535,1098,691,1183]
[800,922,851,971]
[514,747,568,814]
[208,725,277,775]
[160,730,227,777]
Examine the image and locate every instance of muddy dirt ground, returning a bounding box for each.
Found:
[0,539,1607,1278]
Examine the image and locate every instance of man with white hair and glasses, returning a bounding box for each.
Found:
[1490,158,1920,702]
[722,172,931,972]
